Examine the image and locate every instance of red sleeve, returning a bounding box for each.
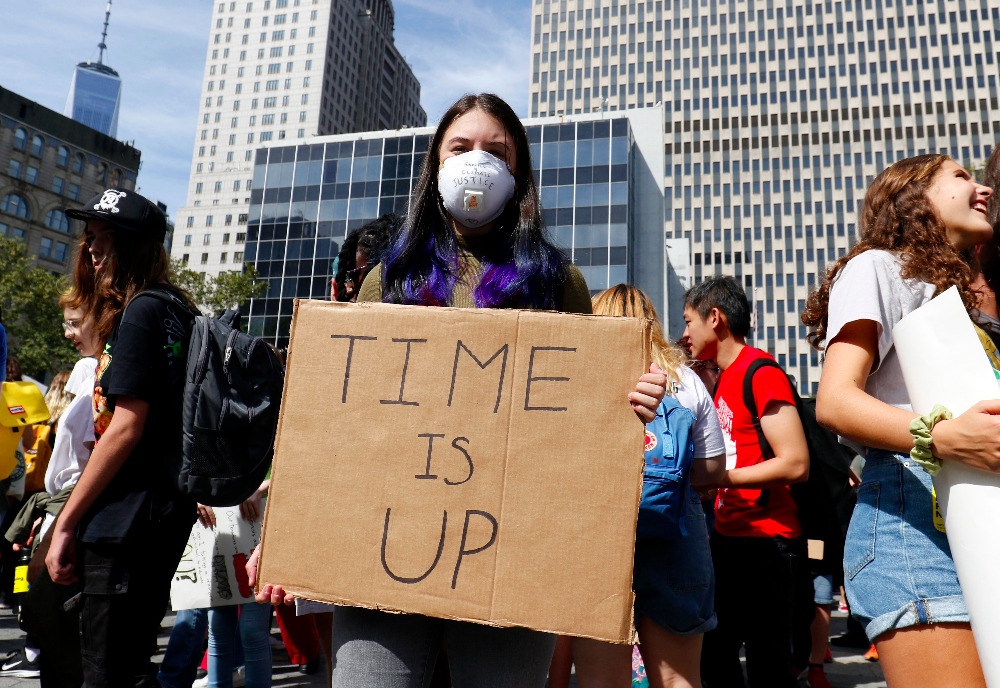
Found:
[750,364,796,417]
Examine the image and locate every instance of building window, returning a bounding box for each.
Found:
[186,216,195,228]
[72,153,85,173]
[25,166,39,185]
[201,253,209,265]
[54,241,69,263]
[184,235,192,246]
[220,252,228,264]
[39,236,53,258]
[204,232,212,244]
[196,182,204,193]
[30,135,44,157]
[96,164,108,184]
[225,216,233,227]
[67,183,80,201]
[1,194,30,219]
[7,160,21,179]
[12,128,27,151]
[45,209,71,233]
[52,176,65,195]
[236,230,247,240]
[56,146,70,168]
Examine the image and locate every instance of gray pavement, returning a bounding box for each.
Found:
[0,603,885,687]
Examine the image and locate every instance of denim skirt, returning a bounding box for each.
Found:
[633,495,717,635]
[844,449,969,641]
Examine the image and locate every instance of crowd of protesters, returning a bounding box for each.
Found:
[1,91,999,688]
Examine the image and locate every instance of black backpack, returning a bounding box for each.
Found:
[742,358,855,558]
[135,289,284,506]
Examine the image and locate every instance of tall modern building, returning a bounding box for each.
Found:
[171,0,425,277]
[241,108,665,345]
[64,2,122,138]
[530,0,1000,394]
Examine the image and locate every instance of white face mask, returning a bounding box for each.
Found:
[437,149,516,228]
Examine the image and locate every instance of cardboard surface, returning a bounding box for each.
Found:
[171,505,263,611]
[258,300,651,643]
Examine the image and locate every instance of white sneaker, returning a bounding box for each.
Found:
[192,666,245,688]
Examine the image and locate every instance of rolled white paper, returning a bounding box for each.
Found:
[893,285,1000,686]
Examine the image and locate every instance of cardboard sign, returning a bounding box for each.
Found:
[258,300,651,643]
[171,506,263,611]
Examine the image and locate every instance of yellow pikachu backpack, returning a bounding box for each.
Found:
[0,381,50,480]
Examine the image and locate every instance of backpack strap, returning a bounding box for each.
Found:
[120,288,200,324]
[742,357,782,461]
[113,288,200,343]
[741,357,803,509]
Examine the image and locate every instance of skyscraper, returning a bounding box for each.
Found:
[529,0,1000,394]
[172,0,425,276]
[64,1,122,138]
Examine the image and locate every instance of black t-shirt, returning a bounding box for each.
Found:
[80,286,197,543]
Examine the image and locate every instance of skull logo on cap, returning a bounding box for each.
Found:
[94,189,127,214]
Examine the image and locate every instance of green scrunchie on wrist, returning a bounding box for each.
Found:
[909,404,953,476]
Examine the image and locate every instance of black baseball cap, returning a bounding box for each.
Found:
[65,188,167,242]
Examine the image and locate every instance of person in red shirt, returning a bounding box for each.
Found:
[682,276,810,688]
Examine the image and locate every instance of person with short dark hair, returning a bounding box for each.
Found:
[683,276,810,688]
[331,214,399,303]
[45,188,199,688]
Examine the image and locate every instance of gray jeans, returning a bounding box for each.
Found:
[329,606,557,688]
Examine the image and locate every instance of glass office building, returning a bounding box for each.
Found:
[244,108,665,345]
[64,62,122,138]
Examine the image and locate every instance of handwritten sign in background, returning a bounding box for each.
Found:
[258,301,651,643]
[171,505,263,611]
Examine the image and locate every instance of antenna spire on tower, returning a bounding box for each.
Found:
[98,0,113,65]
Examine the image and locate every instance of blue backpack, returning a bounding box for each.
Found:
[637,395,696,539]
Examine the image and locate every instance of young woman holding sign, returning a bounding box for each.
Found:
[802,154,1000,687]
[250,93,667,688]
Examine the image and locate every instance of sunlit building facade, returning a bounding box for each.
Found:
[530,0,1000,393]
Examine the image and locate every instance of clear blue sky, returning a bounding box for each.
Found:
[0,0,531,222]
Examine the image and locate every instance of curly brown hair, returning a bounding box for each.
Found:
[69,226,195,344]
[802,154,978,349]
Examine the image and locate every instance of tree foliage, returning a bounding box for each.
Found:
[0,237,76,380]
[170,260,269,316]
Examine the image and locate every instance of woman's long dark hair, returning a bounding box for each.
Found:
[978,146,1000,296]
[381,93,567,309]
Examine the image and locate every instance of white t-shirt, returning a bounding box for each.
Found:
[826,249,936,414]
[670,365,726,460]
[44,357,97,496]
